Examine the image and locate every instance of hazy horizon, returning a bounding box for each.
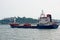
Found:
[0,0,60,20]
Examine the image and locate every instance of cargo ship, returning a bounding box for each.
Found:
[10,10,59,29]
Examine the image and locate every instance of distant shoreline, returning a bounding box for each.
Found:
[0,17,60,25]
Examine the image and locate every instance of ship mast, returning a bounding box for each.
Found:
[38,10,45,24]
[42,10,43,14]
[40,10,45,17]
[13,17,16,23]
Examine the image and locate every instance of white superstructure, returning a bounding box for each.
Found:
[38,10,52,25]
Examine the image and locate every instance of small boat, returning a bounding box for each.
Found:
[10,10,59,29]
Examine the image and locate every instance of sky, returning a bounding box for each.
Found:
[0,0,60,19]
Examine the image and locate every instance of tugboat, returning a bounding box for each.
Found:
[10,10,59,29]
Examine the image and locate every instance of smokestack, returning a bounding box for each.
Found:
[47,14,52,22]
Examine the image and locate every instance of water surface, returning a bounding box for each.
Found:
[0,25,60,40]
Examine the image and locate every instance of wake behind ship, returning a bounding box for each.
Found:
[10,10,59,29]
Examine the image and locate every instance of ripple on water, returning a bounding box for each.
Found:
[0,25,60,40]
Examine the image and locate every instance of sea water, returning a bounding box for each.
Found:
[0,25,60,40]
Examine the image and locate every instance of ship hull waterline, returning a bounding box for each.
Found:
[10,25,59,29]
